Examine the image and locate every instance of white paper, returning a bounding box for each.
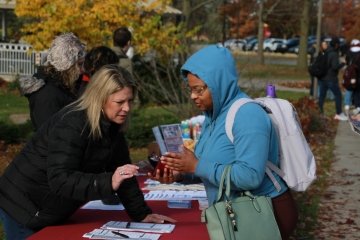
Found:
[81,200,125,210]
[143,179,205,191]
[83,228,160,239]
[144,190,207,200]
[101,221,175,233]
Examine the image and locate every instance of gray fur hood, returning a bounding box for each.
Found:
[18,75,45,96]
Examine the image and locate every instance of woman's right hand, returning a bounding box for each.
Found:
[111,164,139,191]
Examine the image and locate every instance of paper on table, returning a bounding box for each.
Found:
[83,228,160,239]
[101,221,175,233]
[81,200,125,210]
[144,190,207,200]
[143,179,205,191]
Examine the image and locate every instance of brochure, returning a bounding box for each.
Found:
[83,228,161,239]
[101,221,175,234]
[152,124,183,155]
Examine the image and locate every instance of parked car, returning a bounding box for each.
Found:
[288,39,316,55]
[276,38,299,53]
[242,36,257,51]
[254,38,287,52]
[224,39,246,51]
[245,38,258,51]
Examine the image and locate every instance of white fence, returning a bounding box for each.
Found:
[0,43,46,77]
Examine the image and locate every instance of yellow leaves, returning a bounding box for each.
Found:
[15,0,189,61]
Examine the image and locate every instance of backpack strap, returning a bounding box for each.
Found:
[225,98,283,192]
[225,98,254,142]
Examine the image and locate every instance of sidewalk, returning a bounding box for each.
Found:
[314,121,360,239]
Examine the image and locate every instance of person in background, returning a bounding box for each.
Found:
[112,26,133,75]
[308,42,316,97]
[160,45,298,239]
[308,41,329,99]
[0,65,176,239]
[77,46,119,95]
[19,32,86,131]
[344,39,360,115]
[318,37,347,121]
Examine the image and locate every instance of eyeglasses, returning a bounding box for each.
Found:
[185,85,208,96]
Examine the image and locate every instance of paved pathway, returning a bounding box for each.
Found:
[314,121,360,239]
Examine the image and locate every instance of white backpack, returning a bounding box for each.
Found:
[225,97,316,192]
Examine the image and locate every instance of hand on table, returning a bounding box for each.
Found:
[112,164,139,191]
[142,213,177,224]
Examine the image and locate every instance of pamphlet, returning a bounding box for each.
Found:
[83,228,161,239]
[101,221,175,233]
[81,200,125,211]
[152,124,183,155]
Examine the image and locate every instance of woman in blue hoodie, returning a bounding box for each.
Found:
[161,45,298,239]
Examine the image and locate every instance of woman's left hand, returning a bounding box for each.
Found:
[160,147,198,173]
[142,213,177,224]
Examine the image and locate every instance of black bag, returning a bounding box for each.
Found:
[342,62,359,90]
[342,55,360,91]
[308,52,328,78]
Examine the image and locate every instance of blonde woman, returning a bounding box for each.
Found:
[0,65,175,239]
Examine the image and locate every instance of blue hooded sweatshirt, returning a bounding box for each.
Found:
[181,45,287,204]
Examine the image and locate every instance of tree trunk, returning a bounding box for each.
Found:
[298,0,310,70]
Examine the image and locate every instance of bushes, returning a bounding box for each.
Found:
[126,106,181,148]
[0,121,33,144]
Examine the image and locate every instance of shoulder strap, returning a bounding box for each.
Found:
[216,165,232,202]
[225,98,254,143]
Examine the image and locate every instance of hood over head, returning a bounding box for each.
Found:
[180,45,242,120]
[45,32,86,71]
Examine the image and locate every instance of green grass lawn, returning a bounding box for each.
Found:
[0,89,29,123]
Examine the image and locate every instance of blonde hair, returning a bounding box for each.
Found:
[71,64,137,139]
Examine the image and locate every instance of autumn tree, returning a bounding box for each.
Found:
[15,0,197,118]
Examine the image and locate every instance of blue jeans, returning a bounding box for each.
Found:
[318,80,343,114]
[344,89,353,106]
[0,208,34,240]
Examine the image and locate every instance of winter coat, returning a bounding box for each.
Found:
[320,46,345,82]
[19,69,76,131]
[112,46,133,75]
[0,106,151,230]
[180,45,287,205]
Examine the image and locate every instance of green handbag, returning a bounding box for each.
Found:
[201,166,282,240]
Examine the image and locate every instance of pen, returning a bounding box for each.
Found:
[125,221,131,228]
[111,231,129,238]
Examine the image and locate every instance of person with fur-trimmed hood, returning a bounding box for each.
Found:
[19,32,86,131]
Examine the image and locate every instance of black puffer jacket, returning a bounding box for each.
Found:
[19,69,76,131]
[320,47,346,82]
[0,107,151,230]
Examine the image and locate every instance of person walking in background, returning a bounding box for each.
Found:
[77,46,119,95]
[18,32,86,131]
[318,37,347,121]
[0,65,176,239]
[344,39,360,115]
[112,27,133,75]
[160,45,298,239]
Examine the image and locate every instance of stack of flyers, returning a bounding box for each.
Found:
[101,221,175,233]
